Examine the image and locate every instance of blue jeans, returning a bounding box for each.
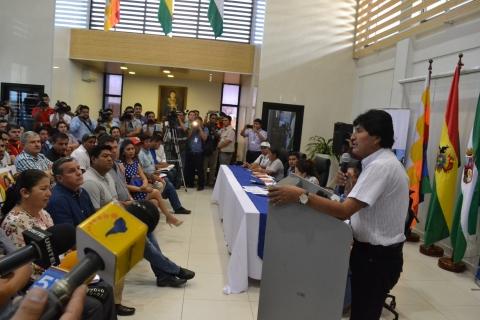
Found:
[144,233,180,279]
[162,178,182,210]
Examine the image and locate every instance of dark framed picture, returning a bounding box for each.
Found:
[261,102,304,152]
[158,86,188,119]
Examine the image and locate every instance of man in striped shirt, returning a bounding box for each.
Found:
[14,131,52,173]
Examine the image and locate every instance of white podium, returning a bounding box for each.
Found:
[258,176,353,320]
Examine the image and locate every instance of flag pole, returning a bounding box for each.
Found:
[437,53,467,273]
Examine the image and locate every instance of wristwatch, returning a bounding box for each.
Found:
[299,191,309,205]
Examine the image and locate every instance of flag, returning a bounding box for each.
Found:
[423,61,462,246]
[158,0,173,35]
[208,0,224,38]
[451,93,480,263]
[406,64,432,224]
[104,0,120,31]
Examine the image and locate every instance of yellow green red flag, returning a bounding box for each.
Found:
[424,59,462,246]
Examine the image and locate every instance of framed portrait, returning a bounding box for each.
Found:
[0,166,15,204]
[261,102,304,152]
[158,86,188,119]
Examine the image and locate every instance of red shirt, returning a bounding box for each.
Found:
[31,106,54,127]
[7,140,22,156]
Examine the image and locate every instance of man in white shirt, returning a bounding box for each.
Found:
[240,118,267,163]
[269,109,408,320]
[218,116,236,165]
[71,134,97,171]
[246,141,271,170]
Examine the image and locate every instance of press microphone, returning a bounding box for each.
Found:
[0,224,75,277]
[40,201,158,320]
[337,153,351,196]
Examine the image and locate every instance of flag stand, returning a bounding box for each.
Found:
[419,244,444,257]
[438,256,466,273]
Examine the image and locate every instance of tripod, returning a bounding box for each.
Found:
[163,124,188,192]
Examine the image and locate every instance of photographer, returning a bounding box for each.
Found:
[97,108,119,130]
[49,100,72,127]
[70,105,97,142]
[142,111,163,136]
[185,116,208,190]
[120,106,142,137]
[31,94,54,129]
[240,118,267,164]
[203,112,220,187]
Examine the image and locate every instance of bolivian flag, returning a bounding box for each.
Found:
[406,65,432,224]
[424,62,462,246]
[158,0,173,35]
[104,0,120,31]
[451,93,480,263]
[208,0,224,38]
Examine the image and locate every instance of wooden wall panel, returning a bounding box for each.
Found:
[70,29,255,74]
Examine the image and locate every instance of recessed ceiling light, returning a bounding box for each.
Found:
[53,66,60,69]
[167,74,174,78]
[129,71,136,75]
[120,66,128,70]
[163,70,171,74]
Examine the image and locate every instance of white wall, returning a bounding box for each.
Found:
[352,14,480,269]
[122,76,222,119]
[0,0,55,93]
[256,0,357,152]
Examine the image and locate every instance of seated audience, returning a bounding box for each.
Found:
[82,145,195,288]
[36,127,51,155]
[0,120,8,132]
[14,132,52,173]
[94,125,107,137]
[295,158,320,185]
[240,118,268,163]
[0,102,12,123]
[110,126,122,144]
[71,133,97,171]
[287,151,300,176]
[45,132,69,162]
[151,134,178,187]
[6,124,22,157]
[119,139,183,226]
[70,105,97,142]
[56,120,79,153]
[0,138,12,168]
[253,148,284,181]
[97,108,119,131]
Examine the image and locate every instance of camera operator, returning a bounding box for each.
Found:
[185,116,208,190]
[97,108,119,130]
[31,94,54,129]
[203,112,220,187]
[120,106,142,137]
[70,105,97,142]
[49,100,72,127]
[142,111,163,136]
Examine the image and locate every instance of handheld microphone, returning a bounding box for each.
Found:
[40,201,157,320]
[337,153,351,196]
[0,224,75,277]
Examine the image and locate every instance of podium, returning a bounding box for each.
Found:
[258,176,353,320]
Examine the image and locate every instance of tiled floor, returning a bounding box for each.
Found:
[123,188,480,319]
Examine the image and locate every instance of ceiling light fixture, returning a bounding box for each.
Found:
[53,66,60,69]
[163,70,171,74]
[120,66,128,70]
[209,73,213,82]
[129,71,136,75]
[167,74,174,78]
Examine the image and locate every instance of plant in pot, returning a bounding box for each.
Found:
[305,136,335,160]
[305,136,338,187]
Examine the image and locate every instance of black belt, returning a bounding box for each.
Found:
[353,239,404,256]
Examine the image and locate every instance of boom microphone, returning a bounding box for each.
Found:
[40,201,158,320]
[0,224,75,277]
[337,153,351,196]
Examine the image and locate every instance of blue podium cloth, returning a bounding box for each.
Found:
[227,165,269,258]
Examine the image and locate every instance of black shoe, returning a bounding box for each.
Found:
[186,184,195,188]
[116,304,136,316]
[197,186,204,191]
[174,207,191,214]
[177,267,195,280]
[156,275,187,287]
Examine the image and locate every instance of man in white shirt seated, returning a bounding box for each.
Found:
[71,133,97,171]
[244,141,271,170]
[252,148,284,181]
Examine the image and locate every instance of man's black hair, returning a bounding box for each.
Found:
[353,109,394,149]
[253,118,262,126]
[288,151,300,159]
[89,144,112,159]
[97,134,116,146]
[51,132,69,143]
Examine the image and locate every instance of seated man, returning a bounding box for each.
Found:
[45,132,69,162]
[286,151,300,176]
[6,124,23,158]
[244,141,271,170]
[137,135,191,214]
[82,145,195,288]
[71,133,97,171]
[14,131,52,173]
[36,126,51,155]
[150,134,178,186]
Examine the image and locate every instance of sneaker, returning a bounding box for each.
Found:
[177,267,195,280]
[174,207,191,214]
[116,304,136,316]
[156,275,187,287]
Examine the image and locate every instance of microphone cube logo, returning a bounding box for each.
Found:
[106,218,128,236]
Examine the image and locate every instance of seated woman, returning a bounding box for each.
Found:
[0,169,116,320]
[252,148,284,181]
[295,158,320,185]
[119,140,183,227]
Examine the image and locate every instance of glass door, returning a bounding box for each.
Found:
[1,83,44,130]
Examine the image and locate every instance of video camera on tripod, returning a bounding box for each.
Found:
[165,108,179,128]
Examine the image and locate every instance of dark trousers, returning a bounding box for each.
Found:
[246,150,262,164]
[349,240,403,320]
[185,151,205,187]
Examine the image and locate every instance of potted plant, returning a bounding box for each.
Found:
[305,136,335,159]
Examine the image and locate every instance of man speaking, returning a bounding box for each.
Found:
[269,109,408,320]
